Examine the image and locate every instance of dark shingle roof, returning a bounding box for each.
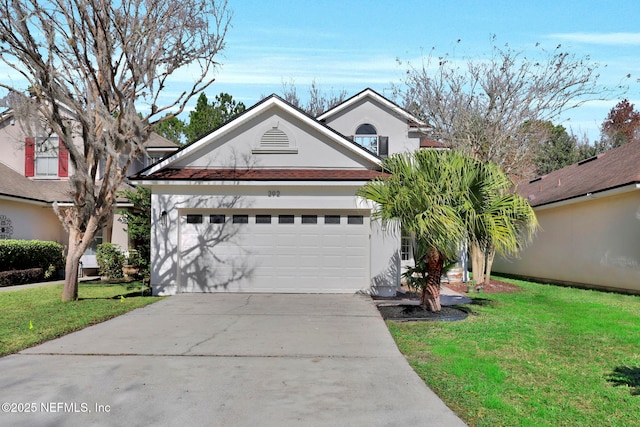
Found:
[419,137,446,149]
[517,142,640,207]
[144,133,179,149]
[0,163,73,203]
[0,162,132,204]
[138,168,388,181]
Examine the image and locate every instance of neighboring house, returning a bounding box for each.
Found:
[130,89,436,296]
[494,141,640,294]
[0,106,178,275]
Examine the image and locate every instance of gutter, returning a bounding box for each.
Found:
[533,182,640,211]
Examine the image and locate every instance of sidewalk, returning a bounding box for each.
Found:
[0,276,100,292]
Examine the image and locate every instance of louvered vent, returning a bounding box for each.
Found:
[260,128,289,148]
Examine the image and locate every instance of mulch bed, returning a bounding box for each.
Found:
[378,304,469,321]
[375,279,521,321]
[446,279,522,294]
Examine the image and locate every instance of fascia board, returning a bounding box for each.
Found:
[142,97,382,176]
[533,183,640,211]
[317,89,426,126]
[128,179,371,187]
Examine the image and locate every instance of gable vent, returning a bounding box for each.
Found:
[260,128,289,148]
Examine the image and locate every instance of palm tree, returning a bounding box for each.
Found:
[358,150,537,311]
[460,160,538,287]
[358,150,466,311]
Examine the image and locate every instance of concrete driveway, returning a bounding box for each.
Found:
[0,294,466,426]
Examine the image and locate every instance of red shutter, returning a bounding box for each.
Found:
[25,138,35,177]
[58,139,68,177]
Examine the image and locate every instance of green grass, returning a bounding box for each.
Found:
[0,281,162,357]
[387,277,640,427]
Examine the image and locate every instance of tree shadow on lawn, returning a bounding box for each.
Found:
[607,366,640,395]
[77,281,153,300]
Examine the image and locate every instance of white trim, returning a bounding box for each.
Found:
[142,96,382,177]
[129,179,372,187]
[533,183,640,211]
[0,195,50,206]
[317,88,426,126]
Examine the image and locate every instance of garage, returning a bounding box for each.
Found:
[178,211,370,293]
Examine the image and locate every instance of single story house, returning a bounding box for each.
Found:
[131,89,438,296]
[494,141,640,294]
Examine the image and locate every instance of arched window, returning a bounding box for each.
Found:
[354,124,388,157]
[354,124,378,153]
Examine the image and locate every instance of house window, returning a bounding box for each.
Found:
[233,215,249,224]
[147,155,163,166]
[278,215,294,224]
[84,230,104,256]
[25,135,68,178]
[324,215,340,224]
[256,215,272,224]
[301,215,317,224]
[354,124,378,153]
[353,124,388,157]
[401,233,413,262]
[210,214,226,224]
[35,136,59,177]
[347,215,364,225]
[187,214,203,224]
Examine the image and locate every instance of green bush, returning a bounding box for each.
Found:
[96,243,125,279]
[0,240,65,273]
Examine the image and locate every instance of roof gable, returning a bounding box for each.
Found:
[139,95,382,178]
[316,88,426,126]
[518,142,640,207]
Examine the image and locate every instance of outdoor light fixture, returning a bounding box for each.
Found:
[160,210,168,226]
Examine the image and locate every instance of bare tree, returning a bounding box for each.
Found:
[279,78,348,117]
[395,38,615,183]
[0,0,230,301]
[394,38,616,285]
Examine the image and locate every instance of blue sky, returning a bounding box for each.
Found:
[204,0,640,142]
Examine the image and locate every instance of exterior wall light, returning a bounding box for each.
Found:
[160,210,168,226]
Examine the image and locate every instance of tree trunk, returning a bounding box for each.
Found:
[484,246,496,285]
[62,249,81,302]
[470,241,485,286]
[421,248,443,312]
[61,223,99,302]
[62,227,84,302]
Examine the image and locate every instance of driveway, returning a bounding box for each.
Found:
[0,294,466,426]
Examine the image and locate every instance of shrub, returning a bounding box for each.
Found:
[96,243,125,279]
[0,268,44,286]
[0,240,65,272]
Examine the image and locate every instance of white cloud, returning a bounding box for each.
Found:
[549,32,640,46]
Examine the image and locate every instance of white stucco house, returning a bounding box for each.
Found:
[0,104,179,274]
[494,140,640,294]
[130,89,440,296]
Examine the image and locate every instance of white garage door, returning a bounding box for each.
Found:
[178,211,370,293]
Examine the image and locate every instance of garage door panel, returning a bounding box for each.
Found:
[179,212,369,293]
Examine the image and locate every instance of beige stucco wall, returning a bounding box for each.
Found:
[0,199,67,244]
[494,188,640,293]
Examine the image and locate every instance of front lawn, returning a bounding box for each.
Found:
[0,281,162,357]
[387,277,640,427]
